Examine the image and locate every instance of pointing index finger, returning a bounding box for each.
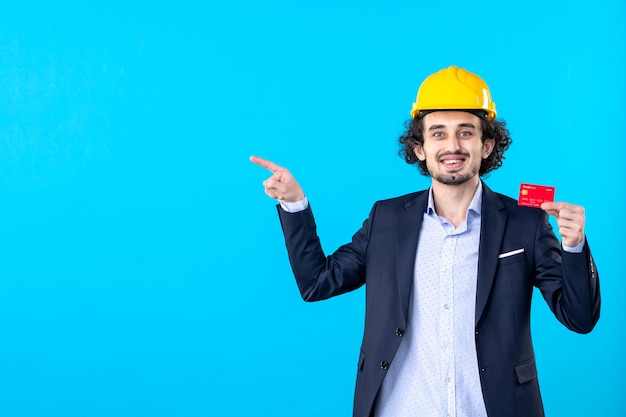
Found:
[250,155,282,173]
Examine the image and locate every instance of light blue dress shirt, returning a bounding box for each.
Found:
[375,182,487,417]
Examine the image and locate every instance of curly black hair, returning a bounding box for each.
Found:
[398,114,512,176]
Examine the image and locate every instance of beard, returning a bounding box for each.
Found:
[432,171,475,185]
[426,151,480,185]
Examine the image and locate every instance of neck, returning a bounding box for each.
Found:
[431,177,480,228]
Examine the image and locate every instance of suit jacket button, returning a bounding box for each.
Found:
[380,361,389,370]
[395,328,404,337]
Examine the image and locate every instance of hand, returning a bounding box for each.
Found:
[250,156,305,203]
[541,202,585,247]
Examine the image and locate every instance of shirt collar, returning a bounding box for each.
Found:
[426,181,483,217]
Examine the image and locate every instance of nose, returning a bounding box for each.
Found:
[445,136,462,153]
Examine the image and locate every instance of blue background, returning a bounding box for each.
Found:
[0,1,624,416]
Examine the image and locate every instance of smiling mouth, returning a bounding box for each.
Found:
[441,158,465,165]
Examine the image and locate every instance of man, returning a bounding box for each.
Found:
[250,66,600,417]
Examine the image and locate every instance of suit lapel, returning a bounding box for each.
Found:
[475,183,508,326]
[396,191,428,321]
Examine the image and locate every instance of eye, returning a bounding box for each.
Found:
[432,131,445,138]
[459,130,473,137]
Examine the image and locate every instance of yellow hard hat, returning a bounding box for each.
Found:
[410,65,497,121]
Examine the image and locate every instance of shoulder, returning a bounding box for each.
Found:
[374,190,428,210]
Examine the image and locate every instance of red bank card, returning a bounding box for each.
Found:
[518,183,555,208]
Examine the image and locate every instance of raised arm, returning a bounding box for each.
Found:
[537,201,600,333]
[250,155,367,301]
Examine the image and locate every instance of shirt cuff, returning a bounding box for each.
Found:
[280,196,309,213]
[562,236,585,253]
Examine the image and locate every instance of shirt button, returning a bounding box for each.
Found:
[380,361,389,370]
[395,328,404,337]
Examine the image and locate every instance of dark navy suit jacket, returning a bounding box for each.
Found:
[277,183,600,417]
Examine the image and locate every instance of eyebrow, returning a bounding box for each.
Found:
[428,122,477,131]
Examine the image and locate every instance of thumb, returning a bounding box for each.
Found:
[541,201,560,216]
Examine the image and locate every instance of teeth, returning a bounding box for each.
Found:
[443,159,462,164]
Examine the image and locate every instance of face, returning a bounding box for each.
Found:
[414,111,495,186]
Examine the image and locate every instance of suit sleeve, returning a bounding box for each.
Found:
[533,212,601,333]
[277,203,375,302]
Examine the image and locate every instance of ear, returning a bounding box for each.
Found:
[414,144,426,161]
[482,138,495,159]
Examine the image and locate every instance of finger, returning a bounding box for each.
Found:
[262,179,282,199]
[250,155,282,174]
[265,189,288,203]
[541,202,584,218]
[558,227,584,245]
[263,177,285,190]
[557,209,585,224]
[543,208,560,218]
[264,188,280,200]
[263,178,289,198]
[540,201,562,213]
[556,219,584,234]
[556,214,585,238]
[558,232,584,247]
[556,210,585,226]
